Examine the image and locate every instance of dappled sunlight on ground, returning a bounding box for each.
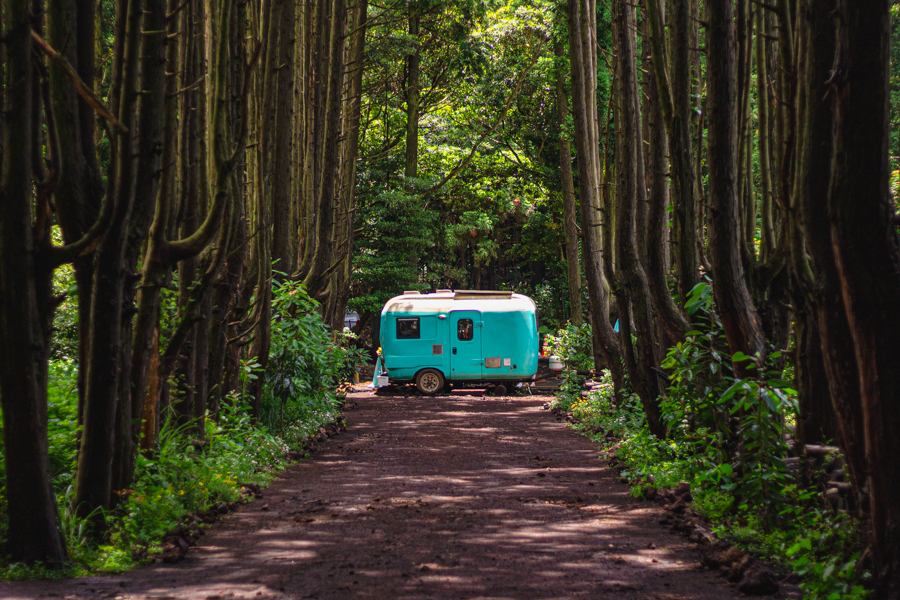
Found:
[0,392,769,600]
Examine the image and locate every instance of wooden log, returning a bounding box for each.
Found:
[805,444,840,457]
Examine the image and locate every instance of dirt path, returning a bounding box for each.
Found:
[2,391,773,600]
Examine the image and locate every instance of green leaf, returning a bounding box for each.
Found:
[719,379,746,404]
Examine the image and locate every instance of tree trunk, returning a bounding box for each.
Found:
[405,5,420,182]
[828,2,900,595]
[76,0,153,519]
[46,0,104,419]
[326,0,368,330]
[756,8,775,261]
[705,0,765,377]
[795,0,867,500]
[568,0,623,383]
[613,0,665,436]
[0,0,68,564]
[302,0,346,298]
[644,0,698,305]
[642,2,690,345]
[556,41,583,327]
[793,302,837,447]
[271,0,296,278]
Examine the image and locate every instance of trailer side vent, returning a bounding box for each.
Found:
[485,357,501,368]
[432,344,443,355]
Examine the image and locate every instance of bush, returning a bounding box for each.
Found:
[0,280,352,579]
[257,279,365,447]
[562,295,870,599]
[543,322,593,371]
[117,404,287,553]
[0,389,296,579]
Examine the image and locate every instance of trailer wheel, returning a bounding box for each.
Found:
[416,369,444,395]
[494,384,507,396]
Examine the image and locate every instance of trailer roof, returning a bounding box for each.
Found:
[382,290,536,315]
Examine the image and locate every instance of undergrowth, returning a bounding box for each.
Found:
[548,284,870,600]
[0,280,360,580]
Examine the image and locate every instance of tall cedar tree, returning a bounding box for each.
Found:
[0,0,68,565]
[828,1,900,595]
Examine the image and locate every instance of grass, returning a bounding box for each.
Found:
[556,369,871,600]
[0,360,342,580]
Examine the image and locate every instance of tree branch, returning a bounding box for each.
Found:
[421,37,548,196]
[30,30,126,132]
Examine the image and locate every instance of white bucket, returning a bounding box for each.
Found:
[377,375,390,387]
[549,356,564,372]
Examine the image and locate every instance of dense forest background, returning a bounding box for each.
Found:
[3,0,900,597]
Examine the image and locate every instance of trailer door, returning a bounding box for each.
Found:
[450,310,482,380]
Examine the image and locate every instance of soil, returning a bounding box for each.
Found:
[0,390,780,600]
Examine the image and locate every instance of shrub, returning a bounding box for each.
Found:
[543,322,593,371]
[257,279,364,447]
[0,280,351,579]
[561,283,870,599]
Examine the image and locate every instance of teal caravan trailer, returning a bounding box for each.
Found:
[377,290,539,395]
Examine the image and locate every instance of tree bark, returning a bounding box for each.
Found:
[795,0,867,503]
[271,0,296,278]
[301,0,346,298]
[613,0,665,436]
[827,2,900,595]
[642,3,690,345]
[326,0,368,330]
[0,0,68,564]
[793,302,837,448]
[705,0,765,377]
[568,0,623,384]
[76,0,151,519]
[756,8,776,261]
[644,0,699,305]
[46,0,103,416]
[556,41,583,327]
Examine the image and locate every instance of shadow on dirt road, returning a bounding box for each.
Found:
[0,391,773,600]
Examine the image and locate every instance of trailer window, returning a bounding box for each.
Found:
[396,318,420,339]
[457,319,474,341]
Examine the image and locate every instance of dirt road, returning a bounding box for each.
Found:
[1,391,770,600]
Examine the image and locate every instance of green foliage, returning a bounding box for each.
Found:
[776,494,869,600]
[46,361,80,490]
[1,284,352,579]
[351,0,609,327]
[118,405,286,549]
[258,279,362,447]
[0,391,295,580]
[662,290,796,523]
[553,370,586,412]
[560,284,869,598]
[569,372,691,491]
[351,188,442,315]
[543,322,593,371]
[50,236,79,362]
